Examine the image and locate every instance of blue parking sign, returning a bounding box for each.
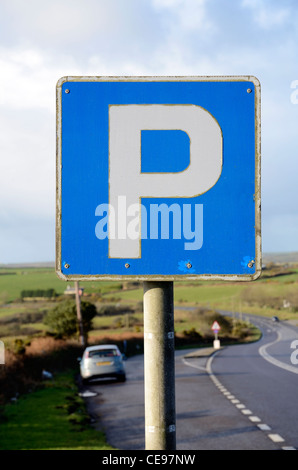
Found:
[56,76,261,281]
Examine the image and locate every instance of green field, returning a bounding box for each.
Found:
[0,264,298,344]
[1,264,298,306]
[0,267,122,303]
[0,371,114,450]
[104,274,298,321]
[0,268,63,302]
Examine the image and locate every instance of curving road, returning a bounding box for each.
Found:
[212,312,298,449]
[83,313,298,450]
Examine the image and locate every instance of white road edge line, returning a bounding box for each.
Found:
[205,351,293,449]
[182,357,207,372]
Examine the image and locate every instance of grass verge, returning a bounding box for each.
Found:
[0,371,114,450]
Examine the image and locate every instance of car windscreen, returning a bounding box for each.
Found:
[87,349,118,358]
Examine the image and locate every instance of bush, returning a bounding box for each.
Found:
[192,308,233,336]
[112,315,141,329]
[21,289,57,299]
[12,339,27,355]
[0,338,83,405]
[98,304,134,316]
[44,299,97,341]
[231,321,250,339]
[0,324,41,338]
[182,327,202,340]
[207,312,232,335]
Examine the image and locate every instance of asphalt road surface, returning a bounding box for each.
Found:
[83,313,298,450]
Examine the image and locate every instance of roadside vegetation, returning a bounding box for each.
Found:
[0,370,113,450]
[0,260,298,449]
[1,263,298,346]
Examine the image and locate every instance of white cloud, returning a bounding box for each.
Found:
[0,214,54,263]
[0,0,298,261]
[0,0,165,60]
[0,47,81,111]
[262,213,298,252]
[0,107,55,216]
[242,0,290,29]
[1,0,113,43]
[152,0,212,32]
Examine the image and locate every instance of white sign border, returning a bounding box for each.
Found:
[56,75,261,282]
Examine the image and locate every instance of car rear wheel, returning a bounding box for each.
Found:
[116,374,126,382]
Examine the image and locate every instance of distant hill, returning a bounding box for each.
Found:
[262,252,298,264]
[0,262,55,268]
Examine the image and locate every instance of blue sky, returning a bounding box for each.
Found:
[0,0,298,263]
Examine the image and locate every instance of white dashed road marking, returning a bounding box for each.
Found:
[249,416,261,423]
[202,351,295,450]
[236,404,245,409]
[268,434,285,443]
[258,424,271,431]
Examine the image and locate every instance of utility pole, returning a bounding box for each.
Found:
[143,281,176,450]
[75,281,85,347]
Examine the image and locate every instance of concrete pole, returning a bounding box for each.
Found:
[75,281,85,347]
[143,281,176,450]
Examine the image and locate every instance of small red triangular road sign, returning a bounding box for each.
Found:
[211,321,221,331]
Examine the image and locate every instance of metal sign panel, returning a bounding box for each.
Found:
[56,76,261,281]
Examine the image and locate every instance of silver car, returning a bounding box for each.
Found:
[79,344,126,383]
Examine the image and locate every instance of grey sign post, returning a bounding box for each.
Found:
[143,281,176,450]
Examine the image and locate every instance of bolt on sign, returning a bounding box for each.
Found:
[56,76,261,281]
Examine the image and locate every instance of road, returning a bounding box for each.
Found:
[213,312,298,449]
[83,313,298,450]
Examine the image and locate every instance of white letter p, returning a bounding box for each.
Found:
[109,104,222,258]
